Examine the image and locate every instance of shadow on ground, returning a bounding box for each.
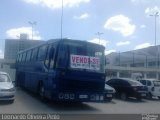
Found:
[46,102,98,112]
[18,87,99,112]
[0,100,14,105]
[114,97,148,103]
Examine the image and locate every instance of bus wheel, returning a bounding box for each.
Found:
[39,83,45,101]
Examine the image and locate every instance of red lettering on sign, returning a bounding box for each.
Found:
[84,57,87,63]
[72,56,76,63]
[80,57,83,63]
[76,56,79,63]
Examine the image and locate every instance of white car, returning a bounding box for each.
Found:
[138,79,160,99]
[0,71,15,102]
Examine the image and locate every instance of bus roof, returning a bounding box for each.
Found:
[17,38,105,54]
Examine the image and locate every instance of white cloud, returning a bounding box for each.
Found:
[134,43,152,50]
[23,0,90,9]
[104,14,136,37]
[116,41,130,46]
[88,38,109,47]
[131,0,136,2]
[145,6,160,15]
[0,50,4,59]
[140,25,146,28]
[6,27,41,40]
[131,0,150,4]
[105,50,116,55]
[73,13,89,20]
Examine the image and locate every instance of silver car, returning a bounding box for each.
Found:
[0,72,15,102]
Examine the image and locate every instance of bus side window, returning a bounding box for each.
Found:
[26,50,32,62]
[19,54,22,62]
[37,45,47,61]
[31,48,38,61]
[49,46,55,69]
[45,45,56,69]
[22,52,27,62]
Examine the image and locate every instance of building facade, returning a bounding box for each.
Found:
[4,39,45,60]
[106,45,160,79]
[106,45,160,69]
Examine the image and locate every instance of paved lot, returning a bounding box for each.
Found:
[0,88,160,114]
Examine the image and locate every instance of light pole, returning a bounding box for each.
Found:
[150,12,159,46]
[61,0,64,40]
[95,32,103,44]
[28,21,37,40]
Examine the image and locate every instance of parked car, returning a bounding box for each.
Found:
[104,83,116,101]
[0,71,15,102]
[106,78,148,100]
[138,79,160,99]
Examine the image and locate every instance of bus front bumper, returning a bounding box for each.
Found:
[51,91,114,102]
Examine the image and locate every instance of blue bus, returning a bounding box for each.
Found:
[16,39,113,102]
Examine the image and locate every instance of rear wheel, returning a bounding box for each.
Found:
[120,93,127,101]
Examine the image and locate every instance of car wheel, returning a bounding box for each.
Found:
[120,93,127,101]
[136,97,142,101]
[9,99,14,103]
[39,83,45,101]
[147,93,152,100]
[107,98,113,102]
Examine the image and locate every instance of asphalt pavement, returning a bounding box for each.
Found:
[0,88,160,114]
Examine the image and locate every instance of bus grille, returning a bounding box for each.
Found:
[63,80,104,91]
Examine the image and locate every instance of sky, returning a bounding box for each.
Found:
[0,0,160,58]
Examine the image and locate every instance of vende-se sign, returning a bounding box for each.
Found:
[70,55,100,70]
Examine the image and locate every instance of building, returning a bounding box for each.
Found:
[106,45,160,79]
[106,45,160,68]
[4,38,45,60]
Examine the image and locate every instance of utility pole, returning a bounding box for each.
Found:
[150,12,159,46]
[28,21,37,40]
[61,0,64,40]
[95,32,103,44]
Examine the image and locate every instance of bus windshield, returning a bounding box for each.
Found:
[63,40,105,73]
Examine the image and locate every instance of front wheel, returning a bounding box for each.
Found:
[39,84,45,101]
[9,99,14,103]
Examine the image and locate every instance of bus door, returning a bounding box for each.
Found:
[45,44,57,97]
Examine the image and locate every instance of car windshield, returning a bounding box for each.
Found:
[0,74,10,82]
[153,81,160,87]
[127,80,143,86]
